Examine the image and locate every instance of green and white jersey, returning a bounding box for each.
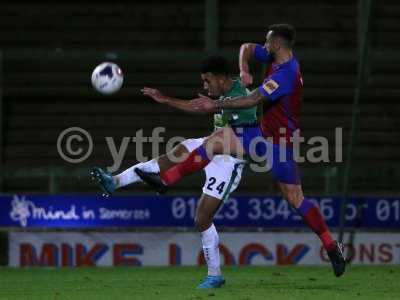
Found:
[213,79,257,129]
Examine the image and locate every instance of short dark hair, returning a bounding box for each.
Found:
[201,55,230,76]
[268,23,296,48]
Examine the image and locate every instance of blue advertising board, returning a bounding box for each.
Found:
[0,194,399,228]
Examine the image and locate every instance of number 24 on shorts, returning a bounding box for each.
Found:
[206,177,226,194]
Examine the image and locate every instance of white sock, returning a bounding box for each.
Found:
[113,159,160,188]
[201,223,221,276]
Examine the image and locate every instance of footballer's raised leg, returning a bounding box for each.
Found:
[136,126,244,191]
[90,143,188,196]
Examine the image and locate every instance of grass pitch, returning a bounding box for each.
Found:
[0,266,399,300]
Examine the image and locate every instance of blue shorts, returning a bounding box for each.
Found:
[231,124,300,185]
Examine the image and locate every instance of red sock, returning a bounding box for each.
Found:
[161,147,211,186]
[297,199,336,252]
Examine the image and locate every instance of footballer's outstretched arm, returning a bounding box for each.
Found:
[192,88,266,113]
[160,96,207,114]
[141,87,206,114]
[216,88,265,109]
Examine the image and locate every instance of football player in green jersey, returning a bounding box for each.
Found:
[90,56,256,289]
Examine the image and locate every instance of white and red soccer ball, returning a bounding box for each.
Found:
[91,62,124,95]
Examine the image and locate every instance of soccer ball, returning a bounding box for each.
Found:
[91,62,123,95]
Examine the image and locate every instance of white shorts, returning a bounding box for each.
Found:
[181,138,245,201]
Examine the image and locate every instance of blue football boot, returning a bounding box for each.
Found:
[196,275,225,289]
[89,167,116,197]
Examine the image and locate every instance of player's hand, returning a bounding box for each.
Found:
[240,71,253,87]
[190,94,218,113]
[141,87,169,103]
